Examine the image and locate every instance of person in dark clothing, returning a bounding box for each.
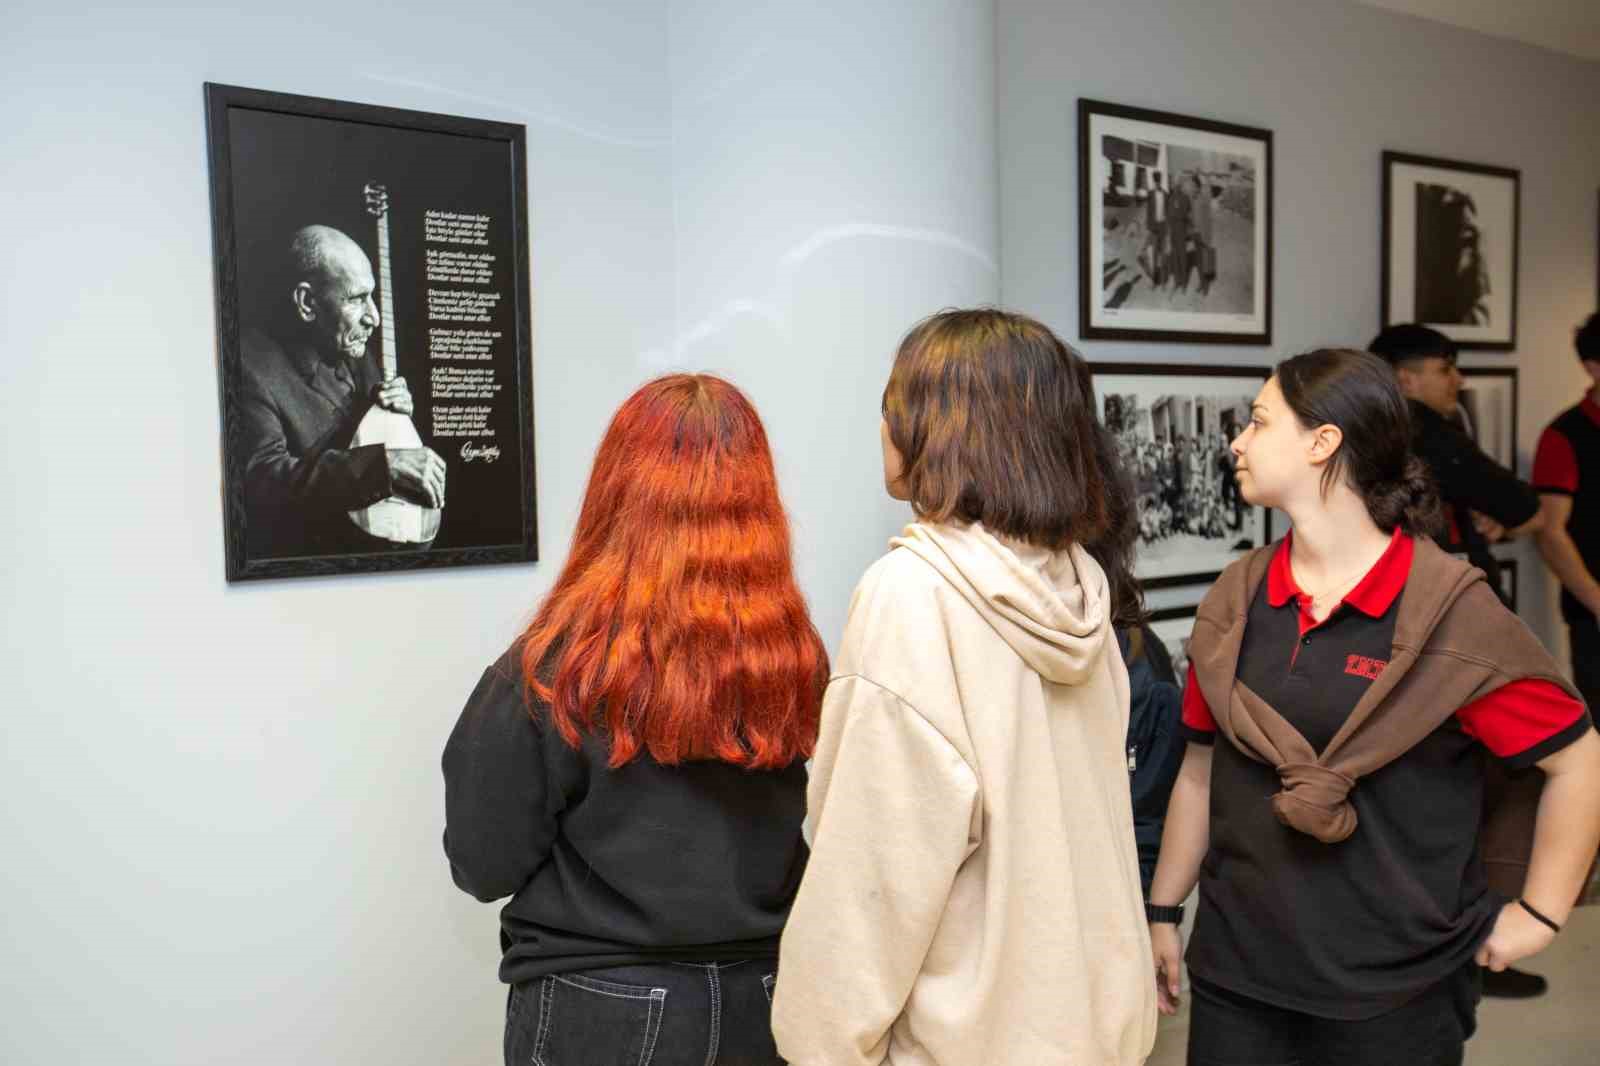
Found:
[1367,324,1544,609]
[1119,625,1184,894]
[1532,311,1600,925]
[1370,325,1555,999]
[1166,176,1192,293]
[1146,349,1600,1064]
[442,375,828,1066]
[240,225,447,559]
[1533,313,1600,715]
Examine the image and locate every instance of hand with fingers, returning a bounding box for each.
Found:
[374,376,415,417]
[387,446,447,509]
[1151,922,1184,1016]
[1475,901,1557,973]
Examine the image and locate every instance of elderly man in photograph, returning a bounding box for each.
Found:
[238,224,446,559]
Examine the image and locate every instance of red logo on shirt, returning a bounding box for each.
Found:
[1344,654,1387,680]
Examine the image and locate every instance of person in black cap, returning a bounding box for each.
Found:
[1368,323,1552,1000]
[1367,324,1544,608]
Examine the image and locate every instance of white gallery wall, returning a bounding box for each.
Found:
[0,1,994,1063]
[0,1,1595,1063]
[999,0,1600,641]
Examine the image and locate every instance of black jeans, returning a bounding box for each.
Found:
[504,960,781,1066]
[1187,966,1477,1066]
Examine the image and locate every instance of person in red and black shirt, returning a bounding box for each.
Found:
[1146,349,1600,1066]
[1532,312,1600,712]
[1368,324,1544,603]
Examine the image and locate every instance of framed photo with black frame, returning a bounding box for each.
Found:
[1092,362,1273,588]
[1078,98,1273,345]
[1381,151,1519,351]
[1455,366,1519,475]
[205,83,537,582]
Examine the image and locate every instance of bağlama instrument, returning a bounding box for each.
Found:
[348,182,442,544]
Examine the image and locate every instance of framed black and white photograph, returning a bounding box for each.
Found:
[1093,363,1273,588]
[1078,99,1273,345]
[1147,605,1198,688]
[1382,152,1519,351]
[205,83,537,581]
[1456,366,1519,474]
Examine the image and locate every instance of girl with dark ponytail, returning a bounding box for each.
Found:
[1145,349,1600,1065]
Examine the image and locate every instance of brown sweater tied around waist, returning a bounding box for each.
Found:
[1189,536,1583,892]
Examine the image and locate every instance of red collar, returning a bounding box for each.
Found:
[1267,527,1414,618]
[1581,393,1600,429]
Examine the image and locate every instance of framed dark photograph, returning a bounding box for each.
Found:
[205,83,536,581]
[1078,99,1273,345]
[1093,363,1273,588]
[1381,152,1519,351]
[1456,366,1519,474]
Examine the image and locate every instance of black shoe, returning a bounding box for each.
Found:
[1481,966,1547,998]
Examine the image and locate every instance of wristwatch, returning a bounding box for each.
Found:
[1146,902,1185,925]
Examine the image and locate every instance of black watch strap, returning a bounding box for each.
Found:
[1146,901,1184,925]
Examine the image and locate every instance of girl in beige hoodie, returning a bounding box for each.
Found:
[772,310,1158,1066]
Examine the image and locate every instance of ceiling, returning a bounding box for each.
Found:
[1355,0,1600,61]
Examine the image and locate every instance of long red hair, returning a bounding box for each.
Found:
[520,374,827,769]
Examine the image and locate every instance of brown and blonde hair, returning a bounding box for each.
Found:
[882,308,1143,626]
[519,374,827,769]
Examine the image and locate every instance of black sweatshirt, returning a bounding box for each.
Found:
[442,648,810,985]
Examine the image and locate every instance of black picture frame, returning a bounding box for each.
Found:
[1091,361,1274,589]
[1381,151,1519,351]
[205,83,537,581]
[1078,98,1273,345]
[1456,366,1519,475]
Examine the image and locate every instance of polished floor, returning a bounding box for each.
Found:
[1147,904,1600,1066]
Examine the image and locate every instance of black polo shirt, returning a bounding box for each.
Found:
[1533,394,1600,624]
[1179,530,1588,1019]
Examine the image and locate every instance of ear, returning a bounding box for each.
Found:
[291,282,317,323]
[1306,423,1343,468]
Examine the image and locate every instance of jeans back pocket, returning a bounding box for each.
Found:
[532,973,667,1066]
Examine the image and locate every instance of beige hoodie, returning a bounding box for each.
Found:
[773,521,1156,1066]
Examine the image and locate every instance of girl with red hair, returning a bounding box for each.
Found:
[443,374,826,1066]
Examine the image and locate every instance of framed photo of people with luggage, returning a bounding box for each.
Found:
[1381,152,1519,351]
[1078,98,1273,345]
[1092,362,1274,588]
[204,83,538,582]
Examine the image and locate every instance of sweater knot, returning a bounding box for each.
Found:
[1270,762,1358,843]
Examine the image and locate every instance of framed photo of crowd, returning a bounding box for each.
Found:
[204,83,538,582]
[1456,366,1519,475]
[1381,152,1519,351]
[1093,363,1273,589]
[1078,98,1273,345]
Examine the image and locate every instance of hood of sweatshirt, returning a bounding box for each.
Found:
[891,521,1113,686]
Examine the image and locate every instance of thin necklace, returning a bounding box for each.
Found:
[1295,552,1377,614]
